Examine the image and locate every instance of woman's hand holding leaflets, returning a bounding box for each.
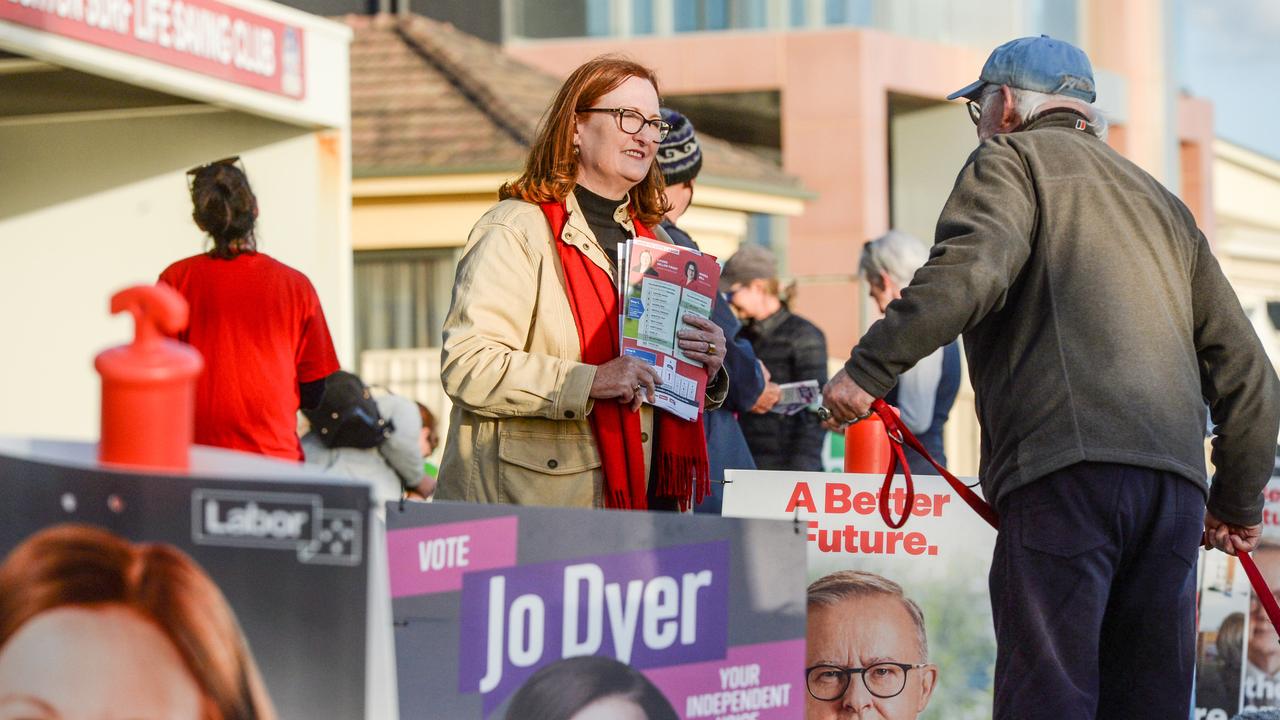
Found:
[592,356,663,412]
[676,314,727,378]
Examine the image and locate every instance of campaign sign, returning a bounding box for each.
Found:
[723,470,999,720]
[0,444,368,719]
[1235,453,1280,712]
[386,501,806,719]
[1194,549,1251,718]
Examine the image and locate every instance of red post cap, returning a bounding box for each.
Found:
[95,284,203,470]
[843,406,895,475]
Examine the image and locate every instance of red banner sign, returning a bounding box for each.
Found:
[2,0,306,99]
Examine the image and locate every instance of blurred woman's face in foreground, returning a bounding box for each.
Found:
[0,605,203,720]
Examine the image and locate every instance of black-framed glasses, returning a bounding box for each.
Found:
[578,107,671,141]
[966,85,999,125]
[186,156,244,189]
[805,662,929,701]
[966,99,983,125]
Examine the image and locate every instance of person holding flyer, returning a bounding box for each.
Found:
[820,35,1280,719]
[722,244,829,472]
[438,56,729,511]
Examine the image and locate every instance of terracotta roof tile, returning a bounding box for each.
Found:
[345,13,801,191]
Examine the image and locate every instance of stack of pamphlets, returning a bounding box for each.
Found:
[617,236,721,420]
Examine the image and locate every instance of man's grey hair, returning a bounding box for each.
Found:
[807,570,929,660]
[999,85,1108,140]
[860,230,929,288]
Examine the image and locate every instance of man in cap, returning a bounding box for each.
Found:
[656,107,771,513]
[820,35,1280,718]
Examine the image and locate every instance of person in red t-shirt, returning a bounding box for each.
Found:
[159,157,339,461]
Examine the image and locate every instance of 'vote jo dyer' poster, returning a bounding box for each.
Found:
[723,470,999,720]
[385,501,808,719]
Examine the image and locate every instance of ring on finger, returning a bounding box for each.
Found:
[707,341,717,356]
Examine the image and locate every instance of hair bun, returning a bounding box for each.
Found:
[190,164,258,258]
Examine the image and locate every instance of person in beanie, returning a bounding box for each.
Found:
[820,35,1280,719]
[722,243,828,472]
[656,107,702,228]
[657,108,771,514]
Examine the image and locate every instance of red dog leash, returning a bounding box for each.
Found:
[865,397,1280,640]
[1240,552,1280,639]
[869,399,997,530]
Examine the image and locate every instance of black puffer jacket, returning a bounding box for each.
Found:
[739,308,829,471]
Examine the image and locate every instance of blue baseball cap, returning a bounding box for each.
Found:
[947,35,1096,104]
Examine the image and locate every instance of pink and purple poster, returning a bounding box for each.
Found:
[385,501,807,719]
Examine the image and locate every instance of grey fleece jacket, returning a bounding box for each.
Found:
[847,110,1280,525]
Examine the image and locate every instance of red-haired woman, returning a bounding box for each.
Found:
[0,524,276,720]
[438,56,728,510]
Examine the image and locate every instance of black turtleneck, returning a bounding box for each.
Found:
[573,184,630,265]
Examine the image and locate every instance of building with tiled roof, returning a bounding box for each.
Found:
[349,13,806,191]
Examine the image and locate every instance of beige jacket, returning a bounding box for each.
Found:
[437,193,727,507]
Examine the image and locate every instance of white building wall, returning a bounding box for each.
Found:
[0,0,351,442]
[0,109,350,440]
[1214,140,1280,375]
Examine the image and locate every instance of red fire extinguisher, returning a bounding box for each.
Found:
[95,284,203,471]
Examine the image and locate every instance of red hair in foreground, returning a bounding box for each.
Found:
[0,524,276,720]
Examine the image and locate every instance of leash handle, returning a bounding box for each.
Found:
[869,399,999,530]
[865,399,1280,642]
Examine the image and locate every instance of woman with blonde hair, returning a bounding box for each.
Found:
[0,524,275,720]
[437,56,729,511]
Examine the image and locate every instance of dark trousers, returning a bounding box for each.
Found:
[989,462,1204,719]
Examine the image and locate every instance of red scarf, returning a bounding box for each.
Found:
[541,201,710,511]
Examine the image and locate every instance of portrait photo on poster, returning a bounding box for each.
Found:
[0,524,275,720]
[0,453,372,720]
[723,471,998,720]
